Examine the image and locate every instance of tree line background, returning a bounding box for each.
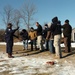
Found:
[0,1,37,42]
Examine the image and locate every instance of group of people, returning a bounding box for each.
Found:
[5,16,72,58]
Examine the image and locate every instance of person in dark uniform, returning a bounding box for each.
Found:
[5,23,19,58]
[62,20,72,53]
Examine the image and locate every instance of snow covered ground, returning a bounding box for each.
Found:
[0,52,75,75]
[0,42,75,75]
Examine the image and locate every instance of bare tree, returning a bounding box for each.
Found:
[2,5,14,27]
[21,2,37,31]
[12,9,21,27]
[12,9,21,36]
[1,5,21,36]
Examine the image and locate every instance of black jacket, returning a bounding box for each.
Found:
[36,24,42,36]
[20,31,28,40]
[50,17,61,36]
[5,27,19,44]
[42,28,48,38]
[50,22,61,36]
[62,24,72,37]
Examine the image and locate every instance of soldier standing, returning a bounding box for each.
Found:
[5,23,19,58]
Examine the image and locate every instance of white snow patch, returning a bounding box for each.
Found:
[0,53,75,75]
[0,42,75,75]
[0,42,75,48]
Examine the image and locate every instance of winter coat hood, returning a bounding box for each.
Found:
[52,17,58,23]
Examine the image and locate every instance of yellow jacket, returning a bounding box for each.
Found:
[29,31,37,40]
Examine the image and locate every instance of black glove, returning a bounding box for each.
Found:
[17,27,19,30]
[16,27,19,30]
[16,36,19,38]
[14,35,19,39]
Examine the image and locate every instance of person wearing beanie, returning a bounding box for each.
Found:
[29,27,37,51]
[20,29,28,50]
[42,24,49,50]
[62,19,72,53]
[5,23,19,58]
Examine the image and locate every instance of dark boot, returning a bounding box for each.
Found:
[8,53,14,58]
[8,53,11,58]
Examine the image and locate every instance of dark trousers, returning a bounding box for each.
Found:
[6,42,13,57]
[64,37,71,52]
[6,42,13,54]
[49,40,55,53]
[31,39,37,51]
[45,39,49,50]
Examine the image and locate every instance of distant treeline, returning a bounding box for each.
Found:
[0,29,19,42]
[0,29,5,42]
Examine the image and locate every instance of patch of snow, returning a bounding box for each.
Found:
[0,42,75,48]
[0,40,31,45]
[0,46,75,75]
[0,54,74,75]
